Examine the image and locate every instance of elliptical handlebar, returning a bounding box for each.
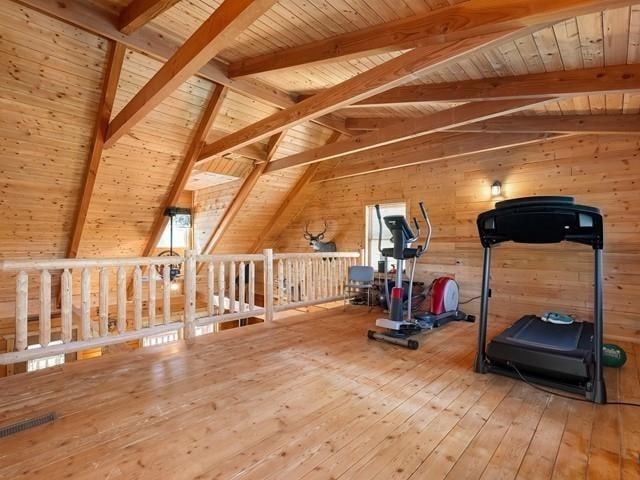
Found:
[374,204,383,254]
[418,202,432,256]
[374,202,432,256]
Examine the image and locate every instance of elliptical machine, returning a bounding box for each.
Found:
[367,202,474,350]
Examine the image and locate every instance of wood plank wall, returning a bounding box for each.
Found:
[193,166,309,253]
[0,3,108,320]
[273,134,640,343]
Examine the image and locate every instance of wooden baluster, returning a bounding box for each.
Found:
[300,259,306,301]
[117,266,126,334]
[148,267,156,326]
[218,262,225,315]
[39,269,51,347]
[327,258,337,297]
[325,258,329,298]
[229,261,236,314]
[293,258,303,302]
[330,259,336,297]
[61,269,72,343]
[80,268,91,340]
[286,258,292,304]
[239,261,246,313]
[307,259,313,301]
[277,259,284,306]
[263,249,274,322]
[133,265,143,331]
[307,258,316,300]
[15,271,28,351]
[298,259,304,301]
[163,264,171,325]
[317,259,324,300]
[207,261,215,316]
[311,258,320,300]
[99,267,109,337]
[325,259,330,298]
[249,261,255,312]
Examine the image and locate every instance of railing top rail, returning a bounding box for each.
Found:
[273,251,360,260]
[0,256,182,272]
[0,250,360,272]
[194,253,265,263]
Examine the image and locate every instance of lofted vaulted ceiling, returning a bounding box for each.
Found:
[0,0,639,278]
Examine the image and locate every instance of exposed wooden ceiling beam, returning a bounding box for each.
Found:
[312,132,568,183]
[340,64,640,106]
[265,98,553,173]
[198,132,285,258]
[118,0,181,34]
[196,29,522,165]
[104,0,277,148]
[248,131,341,253]
[13,0,349,136]
[227,0,634,77]
[66,41,126,259]
[346,114,640,134]
[139,85,227,258]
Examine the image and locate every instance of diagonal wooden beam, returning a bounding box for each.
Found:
[248,131,342,253]
[14,0,351,136]
[312,132,569,183]
[118,0,181,34]
[196,29,523,165]
[265,98,553,173]
[227,0,635,77]
[104,0,276,148]
[139,84,227,258]
[340,64,640,106]
[346,114,640,134]
[198,132,285,259]
[66,41,126,259]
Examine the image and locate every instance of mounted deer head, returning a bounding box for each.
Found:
[303,220,337,252]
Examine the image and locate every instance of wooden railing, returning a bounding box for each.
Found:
[0,250,362,365]
[191,252,268,336]
[273,252,361,312]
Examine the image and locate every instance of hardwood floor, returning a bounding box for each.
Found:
[0,307,638,480]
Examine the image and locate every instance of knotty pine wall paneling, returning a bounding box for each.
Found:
[274,134,640,342]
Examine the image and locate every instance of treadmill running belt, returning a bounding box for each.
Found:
[507,316,584,351]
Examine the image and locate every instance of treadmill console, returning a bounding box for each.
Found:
[477,196,603,249]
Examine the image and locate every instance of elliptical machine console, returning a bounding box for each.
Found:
[368,202,474,350]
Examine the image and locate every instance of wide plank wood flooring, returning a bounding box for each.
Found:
[0,307,638,479]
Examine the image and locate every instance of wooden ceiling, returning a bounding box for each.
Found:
[0,0,639,273]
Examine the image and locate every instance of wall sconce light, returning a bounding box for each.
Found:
[491,180,502,197]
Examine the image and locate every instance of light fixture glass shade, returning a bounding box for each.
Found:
[491,181,502,196]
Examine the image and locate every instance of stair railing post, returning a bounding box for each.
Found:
[184,250,197,341]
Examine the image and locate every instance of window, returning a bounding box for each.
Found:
[157,222,190,249]
[365,202,407,269]
[195,324,216,336]
[142,330,179,347]
[27,340,65,372]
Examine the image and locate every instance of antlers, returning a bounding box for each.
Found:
[303,220,328,240]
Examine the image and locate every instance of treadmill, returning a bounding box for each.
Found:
[474,196,606,403]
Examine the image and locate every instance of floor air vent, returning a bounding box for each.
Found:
[0,412,56,438]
